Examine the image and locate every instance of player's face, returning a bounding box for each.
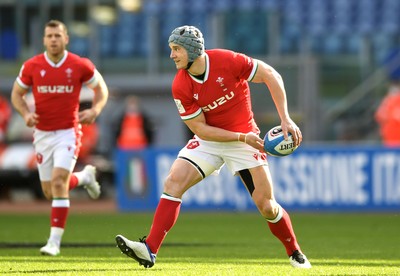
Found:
[43,26,69,57]
[169,43,189,70]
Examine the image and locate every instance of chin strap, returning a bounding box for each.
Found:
[185,61,193,70]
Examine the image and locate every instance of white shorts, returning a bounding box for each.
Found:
[178,135,268,178]
[33,128,81,181]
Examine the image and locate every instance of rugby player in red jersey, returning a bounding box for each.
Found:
[11,20,109,256]
[116,25,311,268]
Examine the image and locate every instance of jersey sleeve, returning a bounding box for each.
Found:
[80,58,98,88]
[230,51,258,82]
[16,62,32,90]
[172,73,202,121]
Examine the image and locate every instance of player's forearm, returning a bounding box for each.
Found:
[91,82,109,116]
[11,89,30,118]
[253,60,291,121]
[270,89,290,122]
[263,71,291,123]
[189,123,239,142]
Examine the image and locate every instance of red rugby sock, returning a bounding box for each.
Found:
[267,208,300,256]
[146,195,182,254]
[69,174,79,190]
[50,199,70,228]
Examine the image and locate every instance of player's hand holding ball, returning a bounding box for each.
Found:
[263,125,299,157]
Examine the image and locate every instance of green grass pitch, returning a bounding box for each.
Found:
[0,212,399,275]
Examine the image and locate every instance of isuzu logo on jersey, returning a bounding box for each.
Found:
[201,91,234,112]
[37,85,74,93]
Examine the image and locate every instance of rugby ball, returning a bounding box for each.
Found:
[263,126,298,157]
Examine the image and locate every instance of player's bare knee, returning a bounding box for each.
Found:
[163,174,185,198]
[51,176,68,193]
[52,180,63,189]
[163,173,175,190]
[260,205,275,219]
[258,200,279,219]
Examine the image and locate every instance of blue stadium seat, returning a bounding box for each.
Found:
[333,0,355,25]
[358,0,378,10]
[279,22,302,54]
[186,0,210,13]
[306,1,329,36]
[372,33,397,63]
[213,0,232,12]
[103,0,400,58]
[259,0,279,11]
[322,33,344,55]
[345,34,363,54]
[98,25,115,57]
[380,12,399,34]
[114,10,148,57]
[162,0,185,13]
[281,0,304,29]
[381,0,400,11]
[116,38,135,57]
[332,16,353,35]
[355,15,375,35]
[332,0,354,11]
[354,0,378,34]
[0,29,19,60]
[185,13,207,31]
[330,0,355,35]
[224,10,268,55]
[160,14,186,36]
[69,37,89,57]
[235,0,258,11]
[143,0,161,15]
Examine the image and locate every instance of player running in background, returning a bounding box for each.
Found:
[115,25,311,269]
[11,20,109,256]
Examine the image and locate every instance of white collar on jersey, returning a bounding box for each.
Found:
[44,50,68,68]
[188,53,210,84]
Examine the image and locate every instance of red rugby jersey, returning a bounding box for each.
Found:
[16,51,96,131]
[172,49,259,134]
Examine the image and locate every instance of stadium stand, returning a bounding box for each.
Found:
[40,0,398,61]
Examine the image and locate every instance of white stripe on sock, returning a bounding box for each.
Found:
[266,204,283,223]
[52,199,70,208]
[161,194,182,203]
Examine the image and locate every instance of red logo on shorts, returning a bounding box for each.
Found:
[186,141,200,149]
[36,153,43,164]
[253,152,267,161]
